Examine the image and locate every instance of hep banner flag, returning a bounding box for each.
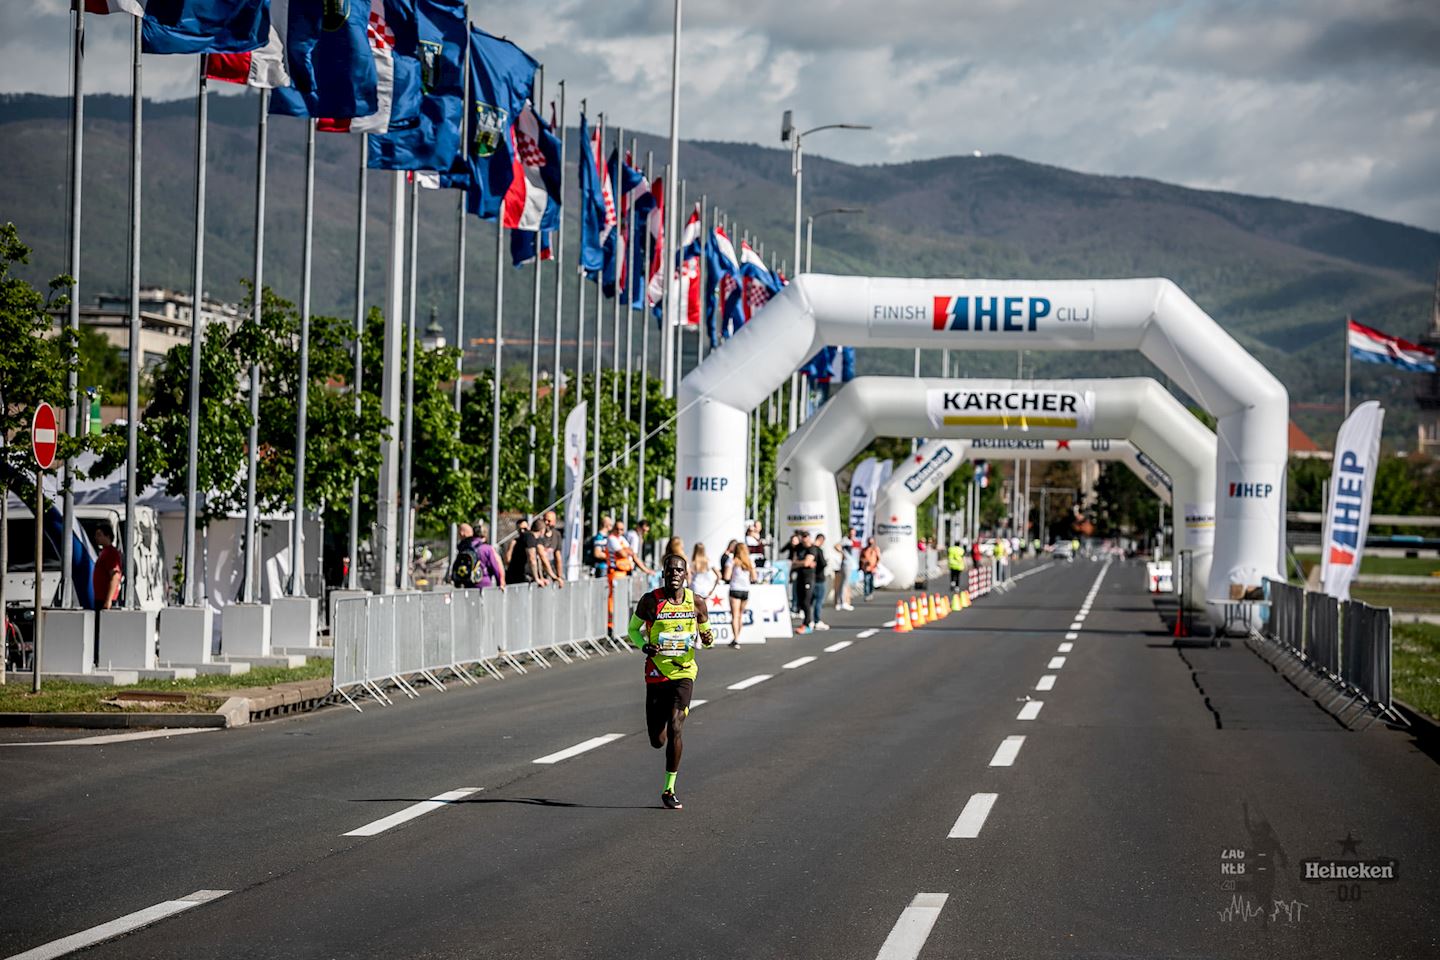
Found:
[1348,318,1437,372]
[1320,400,1385,600]
[269,0,376,119]
[563,401,587,581]
[926,387,1096,431]
[368,0,467,170]
[142,0,270,54]
[847,458,878,542]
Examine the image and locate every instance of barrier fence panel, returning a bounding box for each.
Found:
[334,598,367,690]
[1308,592,1340,678]
[1344,600,1392,711]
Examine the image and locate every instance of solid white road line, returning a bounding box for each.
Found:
[4,890,231,960]
[1065,632,1079,641]
[857,629,878,639]
[1017,700,1044,721]
[783,656,817,669]
[532,734,625,765]
[875,893,950,960]
[989,735,1026,767]
[1036,675,1057,691]
[728,674,773,690]
[948,792,999,838]
[823,640,852,653]
[0,728,220,747]
[1057,642,1073,653]
[343,788,483,836]
[1048,656,1067,669]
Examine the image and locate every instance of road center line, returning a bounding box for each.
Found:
[875,893,950,960]
[1065,632,1079,640]
[948,792,999,838]
[857,629,878,639]
[343,788,483,836]
[532,734,625,765]
[989,735,1026,767]
[4,889,231,960]
[1069,621,1082,630]
[1057,642,1073,653]
[782,656,817,669]
[1048,656,1067,669]
[1036,675,1057,691]
[1017,700,1043,721]
[823,640,852,653]
[728,674,773,690]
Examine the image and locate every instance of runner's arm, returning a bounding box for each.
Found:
[696,601,713,647]
[628,593,657,652]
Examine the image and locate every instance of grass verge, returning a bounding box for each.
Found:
[0,659,332,714]
[1394,622,1440,723]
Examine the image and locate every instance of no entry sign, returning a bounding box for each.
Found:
[32,401,57,470]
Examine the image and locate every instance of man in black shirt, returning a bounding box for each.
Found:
[781,532,804,614]
[505,518,550,587]
[810,533,830,630]
[794,531,819,633]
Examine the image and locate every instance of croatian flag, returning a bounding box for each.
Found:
[269,0,377,119]
[85,1,146,17]
[206,0,288,88]
[738,240,782,323]
[675,203,703,327]
[704,224,740,342]
[315,0,402,134]
[644,176,666,310]
[1348,318,1437,372]
[502,101,562,231]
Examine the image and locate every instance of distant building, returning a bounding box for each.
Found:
[52,287,242,371]
[1416,266,1440,457]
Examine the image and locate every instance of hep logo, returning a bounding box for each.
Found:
[1228,482,1274,499]
[685,476,728,492]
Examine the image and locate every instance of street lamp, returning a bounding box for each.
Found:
[782,112,870,431]
[806,207,863,273]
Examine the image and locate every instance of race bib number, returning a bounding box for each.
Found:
[656,631,692,657]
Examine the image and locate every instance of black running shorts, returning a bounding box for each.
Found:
[645,678,694,738]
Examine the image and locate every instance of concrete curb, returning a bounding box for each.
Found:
[1393,698,1440,743]
[0,678,337,730]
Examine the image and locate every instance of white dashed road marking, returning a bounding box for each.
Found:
[532,734,625,765]
[1017,700,1043,721]
[857,629,878,639]
[4,890,231,960]
[948,792,999,838]
[1048,656,1067,669]
[874,893,950,960]
[343,788,483,836]
[782,656,817,669]
[728,674,773,690]
[823,640,852,653]
[989,735,1026,767]
[1065,632,1079,641]
[1036,675,1057,691]
[1057,642,1073,653]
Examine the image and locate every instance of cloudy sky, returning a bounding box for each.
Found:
[5,0,1438,230]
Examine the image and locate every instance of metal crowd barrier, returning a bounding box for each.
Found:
[1255,580,1400,729]
[332,578,622,711]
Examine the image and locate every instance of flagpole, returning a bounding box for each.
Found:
[575,99,588,415]
[289,118,316,598]
[547,81,567,502]
[60,1,84,608]
[377,171,406,594]
[637,152,654,526]
[589,116,606,535]
[398,175,419,588]
[662,0,683,398]
[490,218,505,541]
[123,15,142,610]
[526,68,545,509]
[182,60,209,608]
[696,192,706,370]
[348,132,367,591]
[243,90,269,603]
[623,136,637,423]
[610,125,625,407]
[1344,314,1352,418]
[675,178,686,384]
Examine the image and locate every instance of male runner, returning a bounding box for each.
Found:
[627,553,714,809]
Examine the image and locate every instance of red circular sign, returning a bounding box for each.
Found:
[32,402,57,470]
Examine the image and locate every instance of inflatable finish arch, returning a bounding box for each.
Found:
[770,376,1217,605]
[674,275,1287,600]
[873,437,1205,592]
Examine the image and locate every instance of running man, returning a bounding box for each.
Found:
[627,553,714,810]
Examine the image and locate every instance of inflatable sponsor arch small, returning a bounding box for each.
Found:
[674,275,1287,602]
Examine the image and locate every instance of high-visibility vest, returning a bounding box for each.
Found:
[947,545,966,571]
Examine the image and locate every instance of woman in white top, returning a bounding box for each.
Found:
[833,533,857,611]
[690,543,719,597]
[726,542,757,649]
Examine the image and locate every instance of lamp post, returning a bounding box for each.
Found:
[781,113,870,431]
[805,207,863,273]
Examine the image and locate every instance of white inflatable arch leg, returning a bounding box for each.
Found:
[675,276,1287,602]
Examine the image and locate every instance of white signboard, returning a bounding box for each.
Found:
[1183,501,1216,548]
[926,388,1096,431]
[699,583,793,642]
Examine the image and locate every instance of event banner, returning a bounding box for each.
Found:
[1183,501,1216,547]
[699,583,793,642]
[868,284,1096,342]
[1321,401,1385,600]
[563,402,587,581]
[926,388,1096,431]
[847,458,890,541]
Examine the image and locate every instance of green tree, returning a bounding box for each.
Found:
[76,325,127,401]
[1091,461,1162,535]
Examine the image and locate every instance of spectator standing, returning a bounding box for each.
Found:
[725,542,758,648]
[627,519,651,568]
[810,533,830,630]
[92,522,123,612]
[505,518,549,587]
[793,531,819,633]
[533,512,564,587]
[591,515,614,578]
[781,531,804,615]
[834,530,857,611]
[690,544,718,598]
[745,520,767,568]
[860,537,880,600]
[718,539,738,585]
[453,522,505,591]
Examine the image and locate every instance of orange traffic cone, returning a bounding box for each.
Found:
[909,595,922,627]
[894,600,911,633]
[960,590,971,609]
[926,594,938,623]
[940,596,950,618]
[952,591,962,610]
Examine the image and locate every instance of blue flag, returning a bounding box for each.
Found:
[270,0,376,119]
[449,27,539,219]
[577,113,616,277]
[369,0,468,171]
[625,175,657,310]
[704,225,741,346]
[142,0,269,55]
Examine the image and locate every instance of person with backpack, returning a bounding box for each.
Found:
[451,522,505,592]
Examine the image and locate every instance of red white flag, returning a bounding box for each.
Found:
[206,0,290,89]
[83,1,146,14]
[645,177,666,308]
[676,203,702,327]
[502,101,550,230]
[317,0,397,133]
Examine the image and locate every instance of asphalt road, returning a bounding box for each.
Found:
[2,559,1438,959]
